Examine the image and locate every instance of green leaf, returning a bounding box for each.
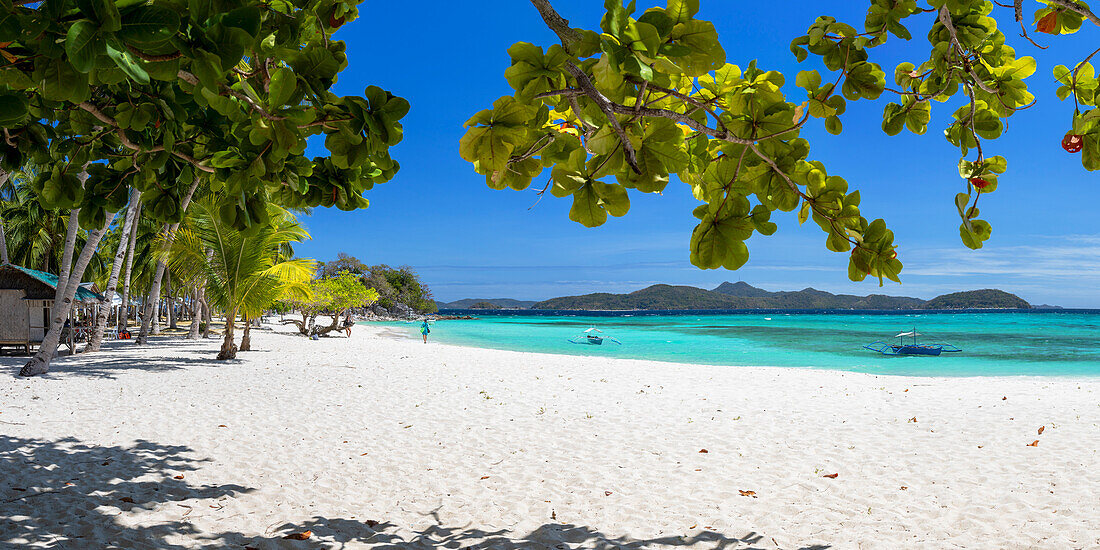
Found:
[222,6,262,38]
[666,0,699,23]
[905,102,930,135]
[0,9,20,42]
[824,115,842,135]
[106,40,149,84]
[668,19,725,77]
[36,61,87,102]
[459,97,534,172]
[569,184,607,227]
[0,93,27,125]
[269,67,297,108]
[591,180,630,217]
[795,70,820,89]
[75,0,121,32]
[65,20,101,73]
[117,4,180,46]
[959,219,991,249]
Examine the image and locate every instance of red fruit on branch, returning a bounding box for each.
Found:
[328,10,346,28]
[1062,133,1083,153]
[969,177,990,189]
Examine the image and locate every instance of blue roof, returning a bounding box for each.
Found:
[2,264,104,303]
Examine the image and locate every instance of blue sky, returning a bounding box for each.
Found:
[295,1,1100,307]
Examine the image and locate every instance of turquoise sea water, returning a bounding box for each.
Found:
[389,310,1100,377]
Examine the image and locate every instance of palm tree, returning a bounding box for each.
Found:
[0,167,18,264]
[169,197,314,359]
[0,181,106,277]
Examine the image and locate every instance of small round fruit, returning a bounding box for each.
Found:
[1062,133,1083,153]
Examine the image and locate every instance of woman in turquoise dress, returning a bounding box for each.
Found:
[420,320,430,343]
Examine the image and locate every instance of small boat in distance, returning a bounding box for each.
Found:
[863,330,962,356]
[569,327,622,346]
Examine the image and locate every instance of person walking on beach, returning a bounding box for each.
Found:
[420,319,431,343]
[342,313,354,337]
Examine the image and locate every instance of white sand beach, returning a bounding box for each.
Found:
[2,323,1099,549]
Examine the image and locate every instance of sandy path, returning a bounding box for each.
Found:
[1,324,1098,549]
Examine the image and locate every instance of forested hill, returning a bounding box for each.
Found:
[436,298,539,309]
[921,289,1031,310]
[527,283,1032,310]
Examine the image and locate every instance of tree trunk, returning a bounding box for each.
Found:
[311,310,347,337]
[240,314,251,351]
[166,271,177,330]
[85,192,140,353]
[187,287,202,339]
[151,271,162,335]
[21,210,116,376]
[201,297,211,338]
[217,312,237,360]
[137,175,200,345]
[0,169,10,264]
[0,212,9,265]
[118,201,141,332]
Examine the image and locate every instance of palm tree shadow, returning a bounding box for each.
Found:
[0,336,232,380]
[270,507,832,549]
[0,435,253,548]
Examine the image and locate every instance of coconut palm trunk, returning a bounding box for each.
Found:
[0,214,9,265]
[118,201,141,332]
[85,192,141,352]
[240,314,252,351]
[166,272,177,330]
[218,310,237,360]
[0,169,10,265]
[187,287,202,339]
[20,210,117,376]
[201,298,212,338]
[137,175,200,345]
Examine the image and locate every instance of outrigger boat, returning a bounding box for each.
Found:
[568,327,621,345]
[863,330,961,356]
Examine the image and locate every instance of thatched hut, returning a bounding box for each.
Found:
[0,264,102,353]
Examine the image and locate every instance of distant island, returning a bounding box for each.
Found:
[440,282,1035,311]
[435,298,539,309]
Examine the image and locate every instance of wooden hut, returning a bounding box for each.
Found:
[0,264,102,353]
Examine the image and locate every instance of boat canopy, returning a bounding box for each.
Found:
[895,331,921,338]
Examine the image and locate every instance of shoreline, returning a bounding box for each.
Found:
[2,323,1098,548]
[372,322,1100,380]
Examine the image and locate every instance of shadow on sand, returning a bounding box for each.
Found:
[0,435,252,548]
[0,337,228,380]
[1,435,829,549]
[270,508,832,549]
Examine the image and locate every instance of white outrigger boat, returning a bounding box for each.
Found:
[568,327,621,345]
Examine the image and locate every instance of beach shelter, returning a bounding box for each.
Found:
[0,263,103,353]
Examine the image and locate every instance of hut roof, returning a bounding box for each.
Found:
[0,264,103,303]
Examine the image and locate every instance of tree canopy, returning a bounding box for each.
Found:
[462,0,1100,285]
[0,0,407,234]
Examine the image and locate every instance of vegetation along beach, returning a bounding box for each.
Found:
[2,0,1100,548]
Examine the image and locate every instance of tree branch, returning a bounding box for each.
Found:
[1047,0,1100,27]
[177,70,285,121]
[528,0,583,53]
[938,7,1000,95]
[1012,0,1048,48]
[78,102,216,174]
[565,62,641,173]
